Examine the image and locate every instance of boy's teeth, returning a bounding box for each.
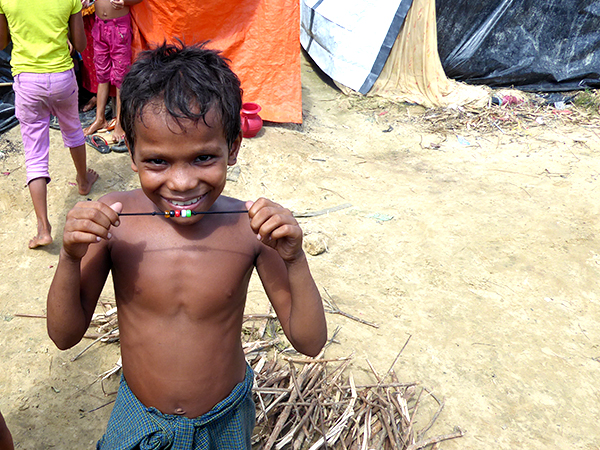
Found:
[171,198,199,206]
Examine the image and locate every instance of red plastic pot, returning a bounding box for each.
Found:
[241,102,263,138]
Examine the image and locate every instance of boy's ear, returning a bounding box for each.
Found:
[227,131,243,166]
[127,140,139,172]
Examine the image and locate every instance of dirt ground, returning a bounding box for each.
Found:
[1,53,600,450]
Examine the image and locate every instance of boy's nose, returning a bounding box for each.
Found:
[167,166,199,192]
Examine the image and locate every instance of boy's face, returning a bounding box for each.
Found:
[130,104,241,225]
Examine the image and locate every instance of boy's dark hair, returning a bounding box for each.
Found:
[120,40,243,151]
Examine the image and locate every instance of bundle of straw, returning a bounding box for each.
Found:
[247,350,463,450]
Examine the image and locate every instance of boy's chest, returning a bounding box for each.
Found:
[109,223,257,316]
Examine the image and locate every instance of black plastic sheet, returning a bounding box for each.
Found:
[436,0,600,92]
[0,44,11,81]
[0,46,16,135]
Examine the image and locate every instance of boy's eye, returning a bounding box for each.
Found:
[146,158,166,165]
[196,155,212,162]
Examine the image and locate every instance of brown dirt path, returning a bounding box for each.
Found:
[0,54,599,449]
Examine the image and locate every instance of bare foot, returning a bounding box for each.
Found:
[111,125,125,144]
[77,169,99,195]
[82,96,97,112]
[29,231,52,249]
[83,119,108,136]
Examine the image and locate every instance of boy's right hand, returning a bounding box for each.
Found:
[62,201,122,260]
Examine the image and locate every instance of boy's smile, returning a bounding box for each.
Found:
[130,105,241,223]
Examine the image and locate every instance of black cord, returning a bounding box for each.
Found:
[118,210,248,217]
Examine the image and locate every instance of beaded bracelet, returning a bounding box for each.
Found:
[118,209,248,218]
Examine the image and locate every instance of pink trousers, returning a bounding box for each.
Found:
[14,69,85,184]
[92,13,132,88]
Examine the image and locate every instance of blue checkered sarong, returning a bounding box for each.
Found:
[97,366,255,450]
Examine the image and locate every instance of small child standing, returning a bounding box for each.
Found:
[83,0,142,144]
[0,0,98,248]
[47,41,327,449]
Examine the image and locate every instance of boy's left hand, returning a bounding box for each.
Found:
[246,198,304,263]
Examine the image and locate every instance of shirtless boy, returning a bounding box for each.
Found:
[47,41,327,449]
[83,0,142,143]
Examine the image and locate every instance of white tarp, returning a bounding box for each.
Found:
[300,0,413,94]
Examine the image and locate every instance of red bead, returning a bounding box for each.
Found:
[175,210,181,217]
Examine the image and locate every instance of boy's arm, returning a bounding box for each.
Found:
[47,201,121,350]
[248,199,327,357]
[0,15,10,51]
[68,11,86,54]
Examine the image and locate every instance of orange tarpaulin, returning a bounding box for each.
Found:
[130,0,302,124]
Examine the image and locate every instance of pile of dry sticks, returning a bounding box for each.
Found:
[74,301,464,449]
[247,348,463,449]
[345,88,600,136]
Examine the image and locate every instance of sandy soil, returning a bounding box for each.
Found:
[1,54,599,450]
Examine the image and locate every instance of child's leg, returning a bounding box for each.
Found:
[12,73,54,249]
[83,82,110,135]
[108,14,132,143]
[49,69,99,196]
[111,87,124,143]
[20,104,54,249]
[82,95,97,112]
[27,178,53,249]
[0,411,14,450]
[85,16,113,136]
[69,144,98,196]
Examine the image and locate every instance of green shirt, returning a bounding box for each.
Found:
[0,0,81,75]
